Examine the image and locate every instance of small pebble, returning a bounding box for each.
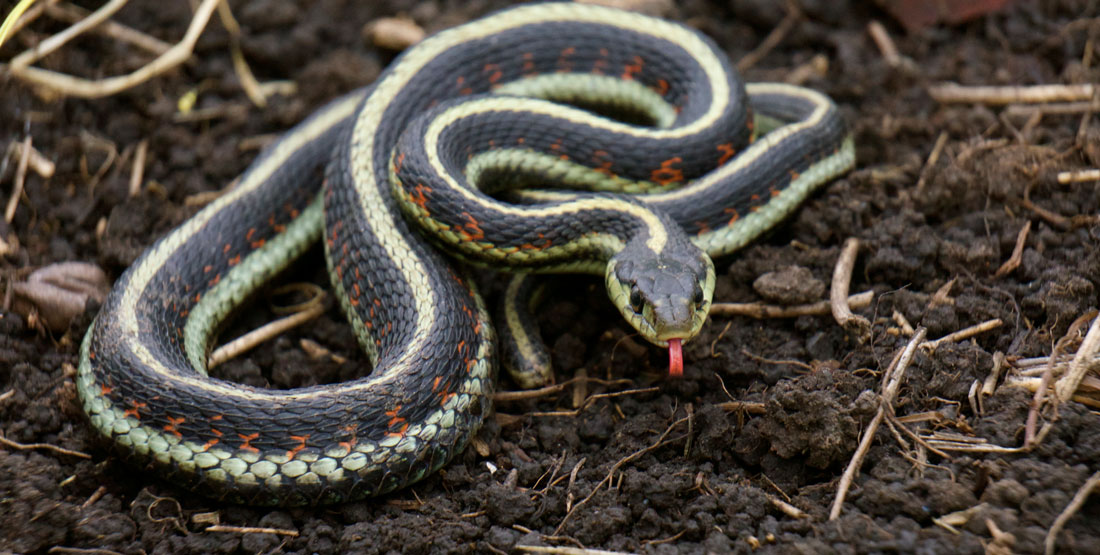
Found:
[752,266,824,305]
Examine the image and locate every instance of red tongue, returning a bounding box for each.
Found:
[668,338,683,377]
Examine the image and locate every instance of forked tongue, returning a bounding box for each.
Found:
[668,338,683,377]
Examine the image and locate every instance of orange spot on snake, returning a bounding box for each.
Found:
[650,157,684,186]
[411,183,432,211]
[123,400,146,420]
[717,143,737,166]
[622,55,644,80]
[483,63,503,83]
[461,212,485,241]
[724,207,740,225]
[238,432,260,453]
[286,434,310,460]
[163,415,186,438]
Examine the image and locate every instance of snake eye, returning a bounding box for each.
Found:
[693,288,704,305]
[629,288,644,314]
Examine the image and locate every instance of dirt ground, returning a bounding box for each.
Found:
[2,0,1100,553]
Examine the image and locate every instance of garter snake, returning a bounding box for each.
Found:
[76,3,855,506]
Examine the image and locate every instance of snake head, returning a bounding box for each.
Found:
[605,236,715,352]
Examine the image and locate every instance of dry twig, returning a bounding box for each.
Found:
[915,131,949,195]
[0,434,91,459]
[920,319,1003,351]
[928,83,1095,105]
[993,221,1031,278]
[554,415,689,534]
[493,377,632,403]
[4,0,223,98]
[1055,313,1100,402]
[710,290,872,319]
[205,525,299,537]
[830,327,926,520]
[44,1,172,55]
[516,546,632,555]
[1045,471,1100,555]
[207,285,326,368]
[8,139,55,178]
[830,238,870,340]
[524,387,659,418]
[737,0,801,72]
[127,139,147,197]
[1057,169,1100,183]
[4,136,31,224]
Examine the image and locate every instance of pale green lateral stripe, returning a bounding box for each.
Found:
[494,74,677,128]
[183,194,324,374]
[325,231,380,367]
[695,135,856,257]
[465,149,675,194]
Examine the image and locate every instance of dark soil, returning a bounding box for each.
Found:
[2,0,1100,553]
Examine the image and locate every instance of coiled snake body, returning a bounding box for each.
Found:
[77,3,854,505]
